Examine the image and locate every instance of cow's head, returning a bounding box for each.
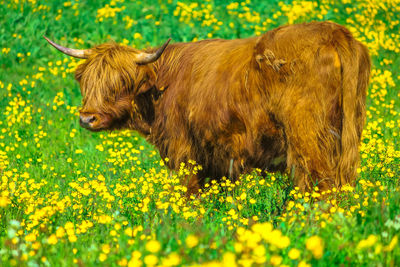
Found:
[44,36,170,132]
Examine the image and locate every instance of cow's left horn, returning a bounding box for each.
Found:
[136,38,171,65]
[43,36,91,59]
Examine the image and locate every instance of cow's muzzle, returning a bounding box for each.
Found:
[79,114,97,129]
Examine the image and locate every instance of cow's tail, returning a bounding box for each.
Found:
[335,29,371,187]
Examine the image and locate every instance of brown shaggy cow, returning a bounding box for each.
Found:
[45,21,370,194]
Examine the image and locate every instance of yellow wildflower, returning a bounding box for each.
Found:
[186,234,199,248]
[47,234,58,245]
[288,248,300,259]
[146,240,161,253]
[306,235,324,259]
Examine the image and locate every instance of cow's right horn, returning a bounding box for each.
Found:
[44,36,91,59]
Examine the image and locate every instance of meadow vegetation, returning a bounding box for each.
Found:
[0,0,400,266]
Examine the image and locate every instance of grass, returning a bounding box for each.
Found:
[0,0,400,266]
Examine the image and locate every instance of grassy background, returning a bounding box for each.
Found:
[0,0,400,266]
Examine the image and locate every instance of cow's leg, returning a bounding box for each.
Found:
[282,102,340,193]
[285,126,338,192]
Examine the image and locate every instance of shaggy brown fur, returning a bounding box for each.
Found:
[72,21,370,194]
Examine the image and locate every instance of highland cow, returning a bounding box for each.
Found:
[45,21,370,195]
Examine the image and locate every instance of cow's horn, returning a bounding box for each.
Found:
[43,36,91,59]
[136,38,171,65]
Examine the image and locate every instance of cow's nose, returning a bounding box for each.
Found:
[79,114,96,127]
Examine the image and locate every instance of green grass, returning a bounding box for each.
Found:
[0,0,400,266]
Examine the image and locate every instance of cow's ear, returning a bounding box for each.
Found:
[135,66,157,95]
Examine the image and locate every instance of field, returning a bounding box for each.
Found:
[1,0,400,266]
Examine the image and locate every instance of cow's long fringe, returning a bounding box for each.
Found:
[75,43,153,115]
